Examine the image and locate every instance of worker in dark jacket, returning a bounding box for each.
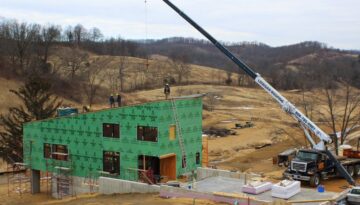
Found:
[116,93,122,107]
[164,83,170,99]
[109,94,115,108]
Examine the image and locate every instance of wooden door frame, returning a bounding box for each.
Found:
[159,153,176,181]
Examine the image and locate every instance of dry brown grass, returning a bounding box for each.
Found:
[0,77,22,114]
[50,50,241,90]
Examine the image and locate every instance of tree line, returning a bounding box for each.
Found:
[146,37,360,90]
[1,18,359,91]
[0,19,140,76]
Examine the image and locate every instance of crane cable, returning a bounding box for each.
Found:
[144,0,149,69]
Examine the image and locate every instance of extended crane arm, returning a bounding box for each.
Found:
[163,0,331,146]
[163,0,356,186]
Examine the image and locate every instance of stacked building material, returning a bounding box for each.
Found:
[242,181,272,195]
[57,107,78,117]
[271,180,300,199]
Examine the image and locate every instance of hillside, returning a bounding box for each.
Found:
[144,38,360,89]
[0,54,241,113]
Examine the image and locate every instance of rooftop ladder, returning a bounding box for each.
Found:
[170,99,188,172]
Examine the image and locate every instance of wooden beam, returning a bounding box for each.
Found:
[143,155,146,171]
[159,153,176,159]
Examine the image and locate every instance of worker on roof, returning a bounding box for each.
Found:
[109,94,115,108]
[116,93,122,107]
[82,105,90,113]
[164,83,170,100]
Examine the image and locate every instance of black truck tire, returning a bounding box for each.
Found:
[354,165,360,177]
[309,174,320,187]
[347,166,355,177]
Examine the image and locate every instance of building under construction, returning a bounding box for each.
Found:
[22,95,204,197]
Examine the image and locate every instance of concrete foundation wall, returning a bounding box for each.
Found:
[52,175,95,198]
[73,176,98,195]
[99,177,160,195]
[197,167,259,181]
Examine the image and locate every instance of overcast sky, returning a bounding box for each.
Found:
[1,0,359,49]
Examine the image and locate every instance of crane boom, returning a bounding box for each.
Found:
[163,0,331,146]
[163,0,356,186]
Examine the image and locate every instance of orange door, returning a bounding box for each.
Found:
[160,154,176,181]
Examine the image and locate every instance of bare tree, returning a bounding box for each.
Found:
[106,68,119,94]
[168,54,191,84]
[298,88,319,148]
[217,70,223,84]
[118,56,128,92]
[59,48,89,79]
[301,89,317,122]
[204,93,220,112]
[8,21,40,72]
[64,25,74,44]
[82,57,108,107]
[0,21,10,52]
[73,24,87,46]
[149,59,169,86]
[210,70,217,84]
[133,63,148,90]
[88,27,103,42]
[225,71,233,85]
[321,84,360,148]
[237,73,245,86]
[40,24,61,63]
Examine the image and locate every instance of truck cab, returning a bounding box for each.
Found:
[283,149,334,186]
[348,187,360,205]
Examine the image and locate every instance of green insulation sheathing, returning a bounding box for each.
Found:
[23,97,203,181]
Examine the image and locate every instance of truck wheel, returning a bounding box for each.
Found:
[347,166,355,177]
[309,174,320,187]
[355,165,360,177]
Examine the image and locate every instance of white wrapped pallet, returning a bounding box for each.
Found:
[242,181,272,195]
[271,180,300,199]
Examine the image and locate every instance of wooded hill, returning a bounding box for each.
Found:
[144,38,360,90]
[1,19,359,92]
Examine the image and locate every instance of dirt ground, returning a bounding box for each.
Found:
[0,183,223,205]
[169,85,358,193]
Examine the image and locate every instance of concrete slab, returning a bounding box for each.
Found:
[194,176,339,203]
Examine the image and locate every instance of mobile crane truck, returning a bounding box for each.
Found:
[163,0,357,187]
